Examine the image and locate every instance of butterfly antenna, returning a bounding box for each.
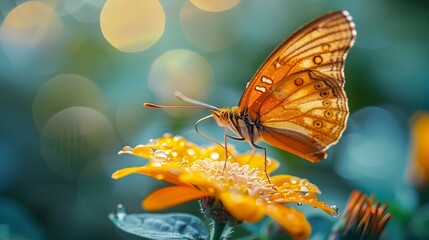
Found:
[144,92,219,110]
[195,115,236,160]
[175,91,219,110]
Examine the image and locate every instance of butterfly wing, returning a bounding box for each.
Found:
[239,10,356,110]
[239,11,356,162]
[254,70,348,162]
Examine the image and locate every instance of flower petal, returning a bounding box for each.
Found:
[271,175,320,193]
[266,204,311,240]
[111,166,186,186]
[118,145,153,158]
[143,186,209,211]
[218,191,266,223]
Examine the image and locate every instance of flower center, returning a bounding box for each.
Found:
[189,158,275,199]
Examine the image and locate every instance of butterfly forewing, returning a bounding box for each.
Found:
[238,11,356,162]
[239,11,356,110]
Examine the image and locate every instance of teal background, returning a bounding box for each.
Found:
[1,0,429,239]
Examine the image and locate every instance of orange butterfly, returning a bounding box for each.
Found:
[145,11,356,168]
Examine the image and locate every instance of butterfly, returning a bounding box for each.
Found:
[145,11,356,169]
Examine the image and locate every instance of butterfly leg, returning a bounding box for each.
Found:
[249,142,274,185]
[223,131,245,173]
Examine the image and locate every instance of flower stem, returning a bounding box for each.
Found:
[209,220,227,240]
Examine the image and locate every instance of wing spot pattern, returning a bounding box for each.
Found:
[261,76,273,85]
[322,43,331,51]
[313,55,323,65]
[314,82,323,90]
[313,120,323,128]
[294,78,304,86]
[322,99,331,107]
[255,85,266,93]
[324,110,333,118]
[320,90,330,98]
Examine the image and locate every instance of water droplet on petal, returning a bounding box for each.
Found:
[115,204,126,220]
[148,139,157,145]
[330,204,340,217]
[300,186,309,191]
[118,146,133,154]
[186,148,196,156]
[290,177,298,184]
[297,202,302,206]
[153,150,168,161]
[210,152,219,160]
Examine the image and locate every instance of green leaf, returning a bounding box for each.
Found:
[109,211,208,240]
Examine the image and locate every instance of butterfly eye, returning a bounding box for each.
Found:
[222,112,228,119]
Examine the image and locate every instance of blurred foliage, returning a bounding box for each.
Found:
[1,0,429,239]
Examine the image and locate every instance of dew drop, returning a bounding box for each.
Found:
[186,148,196,156]
[300,186,309,191]
[153,150,168,161]
[148,139,157,145]
[297,203,303,206]
[330,205,340,217]
[115,204,126,220]
[290,177,298,184]
[210,152,219,160]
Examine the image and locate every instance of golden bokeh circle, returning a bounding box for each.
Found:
[33,74,106,131]
[148,49,213,113]
[0,1,65,72]
[100,0,165,52]
[189,0,241,12]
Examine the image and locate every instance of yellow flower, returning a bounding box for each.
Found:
[408,111,429,187]
[113,134,337,240]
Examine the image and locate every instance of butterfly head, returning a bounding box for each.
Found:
[211,107,230,127]
[211,107,241,127]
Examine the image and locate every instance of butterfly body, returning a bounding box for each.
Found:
[211,106,263,145]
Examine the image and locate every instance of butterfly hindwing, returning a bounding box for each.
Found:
[252,70,349,162]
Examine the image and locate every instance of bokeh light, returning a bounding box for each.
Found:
[40,106,115,179]
[100,0,165,52]
[2,1,429,239]
[180,1,243,51]
[334,107,409,197]
[32,74,106,131]
[59,0,106,23]
[148,49,213,113]
[0,1,65,74]
[189,0,241,12]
